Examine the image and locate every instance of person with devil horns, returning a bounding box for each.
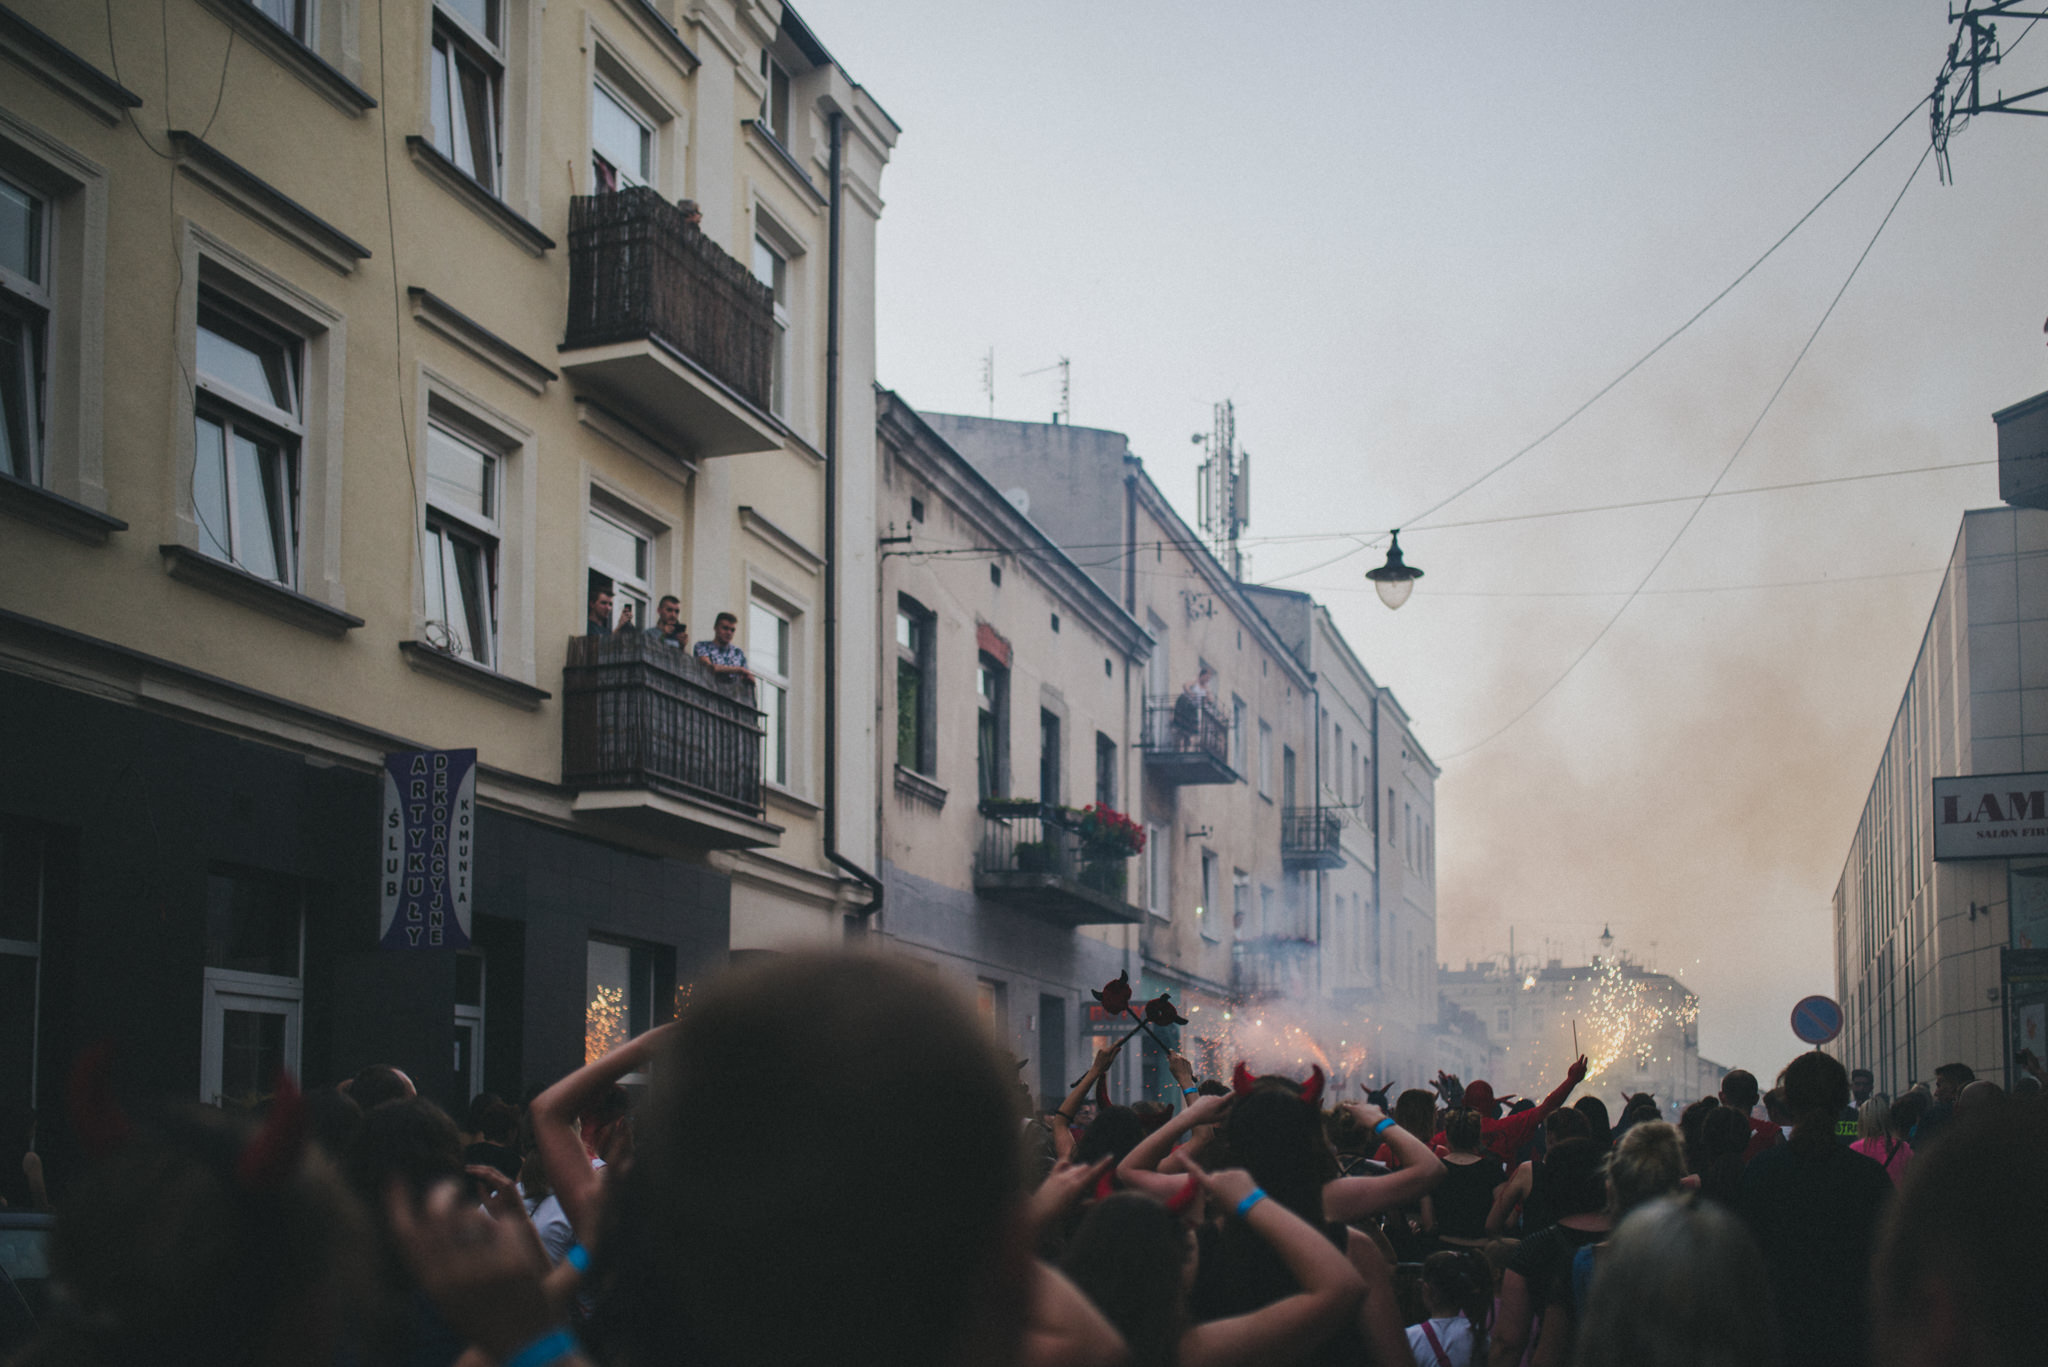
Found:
[1432,1056,1590,1167]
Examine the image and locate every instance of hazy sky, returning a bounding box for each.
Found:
[799,1,2048,1083]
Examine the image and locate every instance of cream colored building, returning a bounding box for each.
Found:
[919,413,1321,1100]
[0,0,893,1117]
[874,392,1154,1107]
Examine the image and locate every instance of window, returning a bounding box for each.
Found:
[585,937,671,1064]
[422,418,499,666]
[751,598,793,786]
[1232,869,1250,939]
[454,951,485,1111]
[1230,696,1247,774]
[1146,821,1169,919]
[751,234,790,417]
[1039,709,1061,806]
[194,294,303,585]
[0,821,45,1121]
[201,867,304,1107]
[1332,723,1343,795]
[430,0,504,193]
[591,79,653,192]
[895,599,935,775]
[1257,721,1273,798]
[977,654,1008,799]
[1350,742,1360,807]
[1282,746,1297,808]
[759,50,791,145]
[1199,850,1219,942]
[0,172,47,485]
[1095,732,1116,808]
[247,0,312,42]
[587,504,653,630]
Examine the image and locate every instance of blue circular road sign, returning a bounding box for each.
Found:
[1791,995,1843,1045]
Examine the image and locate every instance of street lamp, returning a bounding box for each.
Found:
[1365,531,1423,610]
[1599,924,1615,954]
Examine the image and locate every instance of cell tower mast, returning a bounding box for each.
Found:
[1195,400,1250,579]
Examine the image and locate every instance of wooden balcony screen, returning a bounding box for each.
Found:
[564,188,777,412]
[562,633,765,816]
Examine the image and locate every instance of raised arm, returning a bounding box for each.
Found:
[1532,1055,1589,1123]
[1323,1102,1444,1222]
[530,1023,675,1242]
[1486,1160,1533,1236]
[1116,1093,1229,1200]
[1179,1160,1366,1367]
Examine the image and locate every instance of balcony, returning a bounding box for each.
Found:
[1233,936,1319,1001]
[560,188,784,458]
[1139,694,1237,785]
[973,801,1145,929]
[560,634,782,849]
[1281,807,1345,870]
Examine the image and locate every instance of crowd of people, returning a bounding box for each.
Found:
[2,951,2043,1367]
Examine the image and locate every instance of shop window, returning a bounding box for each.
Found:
[200,867,305,1108]
[453,950,485,1111]
[0,820,46,1121]
[585,937,670,1065]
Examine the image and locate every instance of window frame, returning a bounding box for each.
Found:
[590,74,655,193]
[895,596,936,776]
[587,499,656,630]
[0,170,50,488]
[248,0,316,43]
[421,415,502,667]
[198,866,306,1108]
[1257,720,1273,799]
[1145,821,1169,920]
[751,232,791,419]
[759,49,792,146]
[1230,695,1247,775]
[0,108,110,517]
[1199,849,1220,942]
[976,652,1009,800]
[192,291,307,588]
[750,595,794,788]
[429,0,506,195]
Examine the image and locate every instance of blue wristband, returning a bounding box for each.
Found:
[504,1328,577,1367]
[1234,1187,1268,1218]
[1182,1086,1199,1096]
[1373,1116,1397,1138]
[564,1242,591,1274]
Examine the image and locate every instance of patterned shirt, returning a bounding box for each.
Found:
[693,640,747,669]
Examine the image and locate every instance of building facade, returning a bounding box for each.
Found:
[873,392,1152,1108]
[1243,586,1444,1090]
[1831,406,2048,1094]
[0,0,893,1153]
[1438,953,1713,1115]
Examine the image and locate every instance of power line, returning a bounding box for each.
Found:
[1257,91,1933,590]
[1437,137,1935,763]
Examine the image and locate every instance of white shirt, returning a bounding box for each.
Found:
[1407,1315,1475,1367]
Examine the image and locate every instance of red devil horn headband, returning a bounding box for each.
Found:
[236,1071,308,1191]
[1300,1066,1326,1107]
[1231,1062,1257,1097]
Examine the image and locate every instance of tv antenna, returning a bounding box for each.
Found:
[1194,400,1250,579]
[979,347,995,416]
[1022,356,1070,424]
[1931,2,2048,182]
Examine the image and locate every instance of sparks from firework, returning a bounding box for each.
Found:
[585,984,628,1065]
[1184,999,1381,1094]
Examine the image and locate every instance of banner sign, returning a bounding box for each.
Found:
[379,748,476,950]
[1933,773,2048,861]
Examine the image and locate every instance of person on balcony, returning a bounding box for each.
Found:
[653,595,688,649]
[693,612,754,680]
[1173,665,1215,748]
[588,586,617,637]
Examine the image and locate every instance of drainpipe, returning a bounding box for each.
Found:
[1311,673,1322,997]
[820,107,884,919]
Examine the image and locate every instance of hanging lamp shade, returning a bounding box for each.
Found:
[1365,531,1423,609]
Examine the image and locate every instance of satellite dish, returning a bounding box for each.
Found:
[1004,487,1030,515]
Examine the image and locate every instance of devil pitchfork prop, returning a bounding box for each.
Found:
[1071,969,1189,1087]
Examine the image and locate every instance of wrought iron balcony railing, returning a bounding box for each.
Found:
[1281,806,1345,869]
[1139,693,1236,785]
[974,800,1144,928]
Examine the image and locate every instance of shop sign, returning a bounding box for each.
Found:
[1933,773,2048,860]
[379,748,476,949]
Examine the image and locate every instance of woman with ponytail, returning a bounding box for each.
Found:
[1407,1248,1492,1367]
